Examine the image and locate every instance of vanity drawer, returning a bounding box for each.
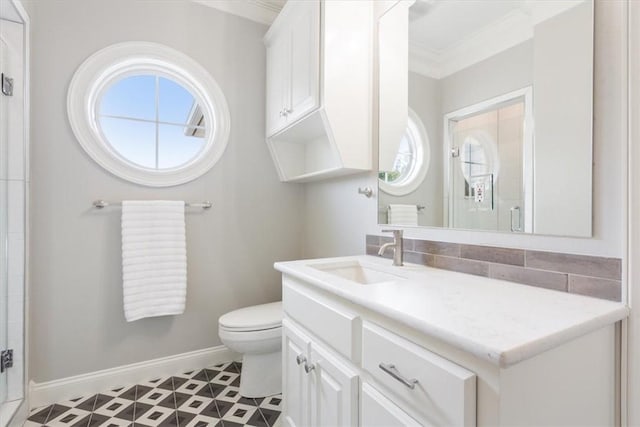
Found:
[283,277,359,360]
[361,382,421,427]
[362,321,476,426]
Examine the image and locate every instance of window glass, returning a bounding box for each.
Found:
[158,124,206,169]
[378,109,430,196]
[98,117,156,169]
[96,75,207,170]
[158,77,197,124]
[99,75,155,121]
[460,137,489,182]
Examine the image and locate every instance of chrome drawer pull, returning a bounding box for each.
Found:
[379,363,419,389]
[296,354,307,366]
[304,362,315,373]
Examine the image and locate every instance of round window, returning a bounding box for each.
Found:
[68,42,230,187]
[379,109,430,196]
[458,131,499,184]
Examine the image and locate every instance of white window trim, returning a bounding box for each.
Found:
[379,108,431,196]
[67,41,231,187]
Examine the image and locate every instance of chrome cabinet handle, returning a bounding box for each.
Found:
[304,362,315,373]
[279,110,285,117]
[379,363,418,389]
[296,354,306,366]
[284,108,292,115]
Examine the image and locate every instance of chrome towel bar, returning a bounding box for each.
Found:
[92,200,212,209]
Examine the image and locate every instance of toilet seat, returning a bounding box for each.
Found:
[218,324,281,346]
[217,301,283,397]
[219,301,282,332]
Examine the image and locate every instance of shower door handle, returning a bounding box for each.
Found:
[510,206,522,232]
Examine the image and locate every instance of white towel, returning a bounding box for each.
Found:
[388,204,418,226]
[122,200,187,322]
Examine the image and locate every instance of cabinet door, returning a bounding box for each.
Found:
[361,383,423,427]
[285,0,320,124]
[309,342,359,427]
[265,29,289,137]
[283,320,311,427]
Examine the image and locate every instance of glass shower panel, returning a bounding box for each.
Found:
[449,102,525,232]
[0,32,8,404]
[0,173,7,406]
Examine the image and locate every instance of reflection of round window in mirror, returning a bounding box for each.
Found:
[458,131,499,184]
[68,42,230,187]
[379,109,430,196]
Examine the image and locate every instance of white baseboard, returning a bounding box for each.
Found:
[29,345,238,409]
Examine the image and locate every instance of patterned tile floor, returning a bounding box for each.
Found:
[24,362,282,427]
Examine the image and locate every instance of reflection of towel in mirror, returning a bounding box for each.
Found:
[388,204,418,226]
[121,200,187,322]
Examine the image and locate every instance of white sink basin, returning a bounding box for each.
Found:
[311,260,405,284]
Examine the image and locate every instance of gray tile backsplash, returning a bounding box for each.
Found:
[461,244,525,266]
[414,240,461,257]
[433,255,490,277]
[526,250,622,280]
[366,235,622,302]
[568,275,622,302]
[488,263,568,292]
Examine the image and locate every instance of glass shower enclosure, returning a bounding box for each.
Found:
[0,3,27,424]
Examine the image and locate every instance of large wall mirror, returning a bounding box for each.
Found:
[378,0,593,237]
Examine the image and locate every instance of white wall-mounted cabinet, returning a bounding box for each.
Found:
[264,0,372,182]
[265,1,320,136]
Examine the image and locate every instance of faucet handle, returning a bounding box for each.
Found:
[381,229,403,239]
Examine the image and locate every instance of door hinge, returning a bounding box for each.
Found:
[1,349,13,373]
[2,73,14,96]
[451,147,460,158]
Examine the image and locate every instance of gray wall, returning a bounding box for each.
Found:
[533,2,593,236]
[378,71,443,227]
[440,41,533,115]
[27,0,303,383]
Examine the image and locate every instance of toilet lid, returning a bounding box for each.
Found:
[219,301,282,331]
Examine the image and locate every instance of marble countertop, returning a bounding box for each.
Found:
[274,255,629,368]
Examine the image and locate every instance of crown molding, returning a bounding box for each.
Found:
[409,1,586,80]
[192,0,283,25]
[410,9,533,80]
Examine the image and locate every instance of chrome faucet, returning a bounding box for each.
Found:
[378,229,404,266]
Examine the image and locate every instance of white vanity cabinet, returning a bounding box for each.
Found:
[263,1,373,182]
[282,277,476,427]
[361,383,422,426]
[283,319,359,427]
[277,256,628,426]
[264,1,320,137]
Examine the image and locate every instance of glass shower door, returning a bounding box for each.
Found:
[0,174,7,407]
[448,100,526,233]
[0,31,9,405]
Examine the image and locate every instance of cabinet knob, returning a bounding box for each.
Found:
[296,354,306,365]
[284,108,293,115]
[304,362,315,373]
[279,110,285,117]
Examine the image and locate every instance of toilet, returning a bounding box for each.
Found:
[218,301,283,398]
